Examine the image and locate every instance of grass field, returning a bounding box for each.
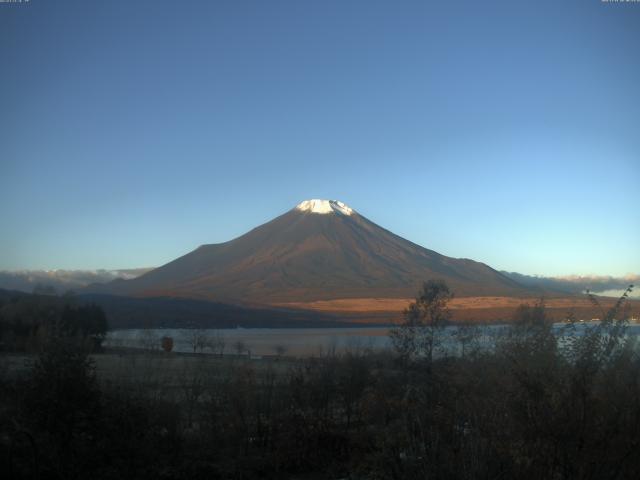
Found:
[275,295,640,323]
[1,351,295,386]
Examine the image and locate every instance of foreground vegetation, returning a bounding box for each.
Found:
[1,283,639,479]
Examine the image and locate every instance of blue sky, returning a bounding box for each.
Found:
[1,0,638,276]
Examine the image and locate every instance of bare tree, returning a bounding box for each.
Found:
[207,329,226,356]
[184,329,208,353]
[234,340,246,357]
[273,344,287,358]
[139,329,159,352]
[452,321,482,358]
[390,279,453,363]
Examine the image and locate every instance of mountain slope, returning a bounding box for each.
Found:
[87,199,529,303]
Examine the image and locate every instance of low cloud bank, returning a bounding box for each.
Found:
[502,272,640,298]
[0,268,153,294]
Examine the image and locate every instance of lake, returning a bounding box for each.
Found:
[105,322,640,357]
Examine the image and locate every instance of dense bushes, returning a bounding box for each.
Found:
[1,286,639,479]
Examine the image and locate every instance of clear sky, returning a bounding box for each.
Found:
[1,0,638,276]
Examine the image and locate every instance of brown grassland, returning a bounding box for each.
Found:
[276,296,640,323]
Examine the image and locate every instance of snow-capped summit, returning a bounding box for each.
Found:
[295,199,354,216]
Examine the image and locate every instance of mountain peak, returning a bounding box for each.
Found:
[295,199,354,216]
[86,197,529,303]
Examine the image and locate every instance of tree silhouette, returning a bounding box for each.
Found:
[390,279,453,362]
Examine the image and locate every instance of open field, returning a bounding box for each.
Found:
[275,295,639,312]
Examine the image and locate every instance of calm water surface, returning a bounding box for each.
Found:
[105,323,640,357]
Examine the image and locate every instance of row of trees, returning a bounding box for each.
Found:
[0,291,108,352]
[132,328,288,357]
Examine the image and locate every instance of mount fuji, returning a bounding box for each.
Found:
[86,199,529,305]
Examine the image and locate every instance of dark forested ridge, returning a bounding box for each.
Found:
[77,293,365,329]
[0,289,370,337]
[0,289,108,352]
